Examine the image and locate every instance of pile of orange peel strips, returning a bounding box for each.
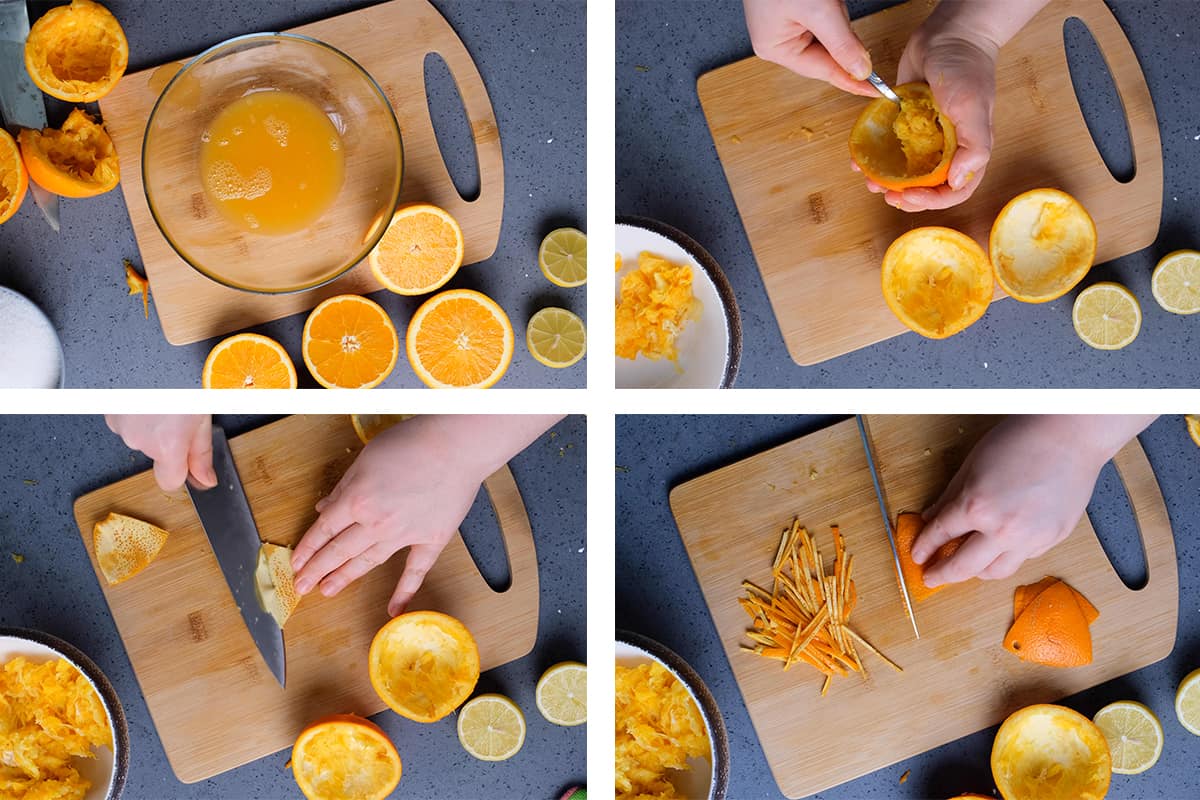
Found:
[739,519,901,694]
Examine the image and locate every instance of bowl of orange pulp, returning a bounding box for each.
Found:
[142,33,403,293]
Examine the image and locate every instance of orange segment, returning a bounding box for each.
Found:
[18,108,120,198]
[1014,577,1099,625]
[893,511,965,602]
[0,130,28,225]
[368,204,464,295]
[93,512,169,585]
[405,289,514,388]
[849,82,956,192]
[992,704,1111,800]
[881,227,993,339]
[202,333,298,389]
[990,188,1096,302]
[24,0,128,103]
[291,714,401,800]
[302,294,399,389]
[368,611,480,723]
[1003,580,1093,667]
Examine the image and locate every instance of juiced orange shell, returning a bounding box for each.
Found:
[881,227,993,339]
[849,82,956,192]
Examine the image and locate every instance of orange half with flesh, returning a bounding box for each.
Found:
[850,82,956,191]
[992,704,1111,800]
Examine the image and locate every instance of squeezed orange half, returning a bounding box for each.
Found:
[199,90,345,235]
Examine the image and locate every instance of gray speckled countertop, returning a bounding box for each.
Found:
[616,0,1200,387]
[0,414,586,798]
[0,0,585,388]
[616,414,1200,799]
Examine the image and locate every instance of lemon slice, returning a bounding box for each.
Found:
[1072,282,1141,350]
[1093,701,1163,774]
[1186,415,1200,447]
[1151,249,1200,314]
[539,227,587,287]
[457,694,526,761]
[1175,667,1200,735]
[526,307,586,368]
[350,414,415,444]
[535,661,587,726]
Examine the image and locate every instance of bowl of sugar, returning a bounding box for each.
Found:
[0,287,64,388]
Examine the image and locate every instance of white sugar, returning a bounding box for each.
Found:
[0,289,63,388]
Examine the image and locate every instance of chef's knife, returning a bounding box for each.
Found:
[186,426,286,687]
[0,0,60,231]
[856,415,920,640]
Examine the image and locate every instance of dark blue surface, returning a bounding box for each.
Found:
[616,0,1200,387]
[0,414,586,799]
[0,0,585,388]
[616,414,1200,799]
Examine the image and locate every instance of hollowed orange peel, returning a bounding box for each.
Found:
[849,82,956,192]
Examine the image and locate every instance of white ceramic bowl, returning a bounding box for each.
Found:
[0,287,65,388]
[0,629,128,800]
[616,631,729,800]
[615,217,741,388]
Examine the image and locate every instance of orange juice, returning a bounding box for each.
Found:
[200,90,344,235]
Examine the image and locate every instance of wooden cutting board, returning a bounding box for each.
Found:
[73,415,538,783]
[671,415,1176,798]
[698,0,1162,366]
[99,0,504,345]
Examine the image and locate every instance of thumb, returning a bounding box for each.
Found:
[188,417,217,488]
[911,500,972,565]
[930,82,993,191]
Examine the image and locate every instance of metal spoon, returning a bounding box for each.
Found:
[866,72,902,105]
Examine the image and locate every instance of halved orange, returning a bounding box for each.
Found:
[0,130,28,225]
[990,188,1097,302]
[18,108,120,198]
[406,289,514,388]
[302,294,399,389]
[368,204,465,295]
[849,82,956,192]
[368,611,480,723]
[881,227,993,339]
[291,714,401,800]
[94,512,169,586]
[992,704,1111,800]
[202,333,298,389]
[24,0,129,103]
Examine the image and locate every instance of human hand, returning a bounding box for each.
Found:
[744,0,876,96]
[860,18,997,212]
[912,418,1106,587]
[104,414,217,492]
[290,422,486,617]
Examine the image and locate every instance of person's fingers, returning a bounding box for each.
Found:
[318,542,394,597]
[767,40,876,96]
[294,522,378,595]
[923,531,1002,587]
[803,0,872,81]
[977,549,1026,581]
[387,544,442,617]
[291,499,357,579]
[152,453,189,493]
[884,167,986,211]
[911,499,972,564]
[314,483,342,515]
[187,418,217,488]
[932,78,993,192]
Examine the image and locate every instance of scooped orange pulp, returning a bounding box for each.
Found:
[850,82,956,191]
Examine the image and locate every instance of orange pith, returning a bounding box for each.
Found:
[990,188,1097,303]
[202,333,298,389]
[0,130,28,225]
[24,0,128,103]
[893,511,965,602]
[291,714,401,800]
[302,294,399,389]
[881,227,993,339]
[992,704,1111,800]
[368,204,465,295]
[368,611,480,723]
[1003,580,1093,668]
[849,82,956,191]
[18,108,120,198]
[405,289,514,388]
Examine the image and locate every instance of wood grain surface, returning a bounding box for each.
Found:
[698,0,1162,366]
[73,415,538,783]
[99,0,504,344]
[671,415,1176,798]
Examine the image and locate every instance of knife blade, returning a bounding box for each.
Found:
[0,0,60,231]
[856,415,920,640]
[187,426,286,687]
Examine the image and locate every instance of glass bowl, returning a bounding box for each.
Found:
[143,33,403,294]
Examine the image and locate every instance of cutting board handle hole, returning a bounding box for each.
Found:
[1063,18,1135,184]
[424,53,481,202]
[1087,461,1148,590]
[459,487,512,593]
